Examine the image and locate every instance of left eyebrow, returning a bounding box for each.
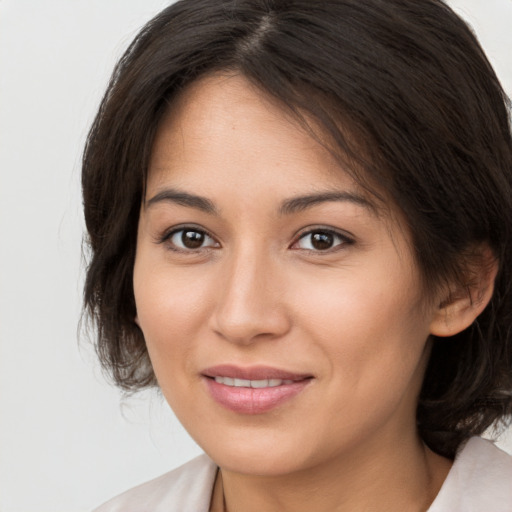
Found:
[279,191,376,216]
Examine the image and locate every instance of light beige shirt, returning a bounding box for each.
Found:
[94,437,512,512]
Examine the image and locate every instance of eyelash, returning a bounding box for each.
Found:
[158,226,354,254]
[158,225,219,253]
[291,227,354,253]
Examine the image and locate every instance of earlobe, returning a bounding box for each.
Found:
[429,247,498,338]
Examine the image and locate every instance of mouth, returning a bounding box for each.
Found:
[201,365,313,414]
[211,376,295,388]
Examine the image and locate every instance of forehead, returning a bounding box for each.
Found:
[148,73,377,202]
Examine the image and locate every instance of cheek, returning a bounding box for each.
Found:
[133,255,215,378]
[295,274,430,440]
[292,261,429,383]
[294,261,422,333]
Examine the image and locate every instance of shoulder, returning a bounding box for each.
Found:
[429,437,512,512]
[92,453,218,512]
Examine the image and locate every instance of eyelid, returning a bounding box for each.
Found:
[290,226,355,252]
[155,224,354,253]
[157,224,220,251]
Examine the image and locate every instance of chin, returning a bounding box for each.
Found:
[196,428,319,476]
[211,448,309,477]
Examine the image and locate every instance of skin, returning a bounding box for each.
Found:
[132,73,489,511]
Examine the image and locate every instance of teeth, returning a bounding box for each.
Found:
[252,379,271,388]
[214,377,294,388]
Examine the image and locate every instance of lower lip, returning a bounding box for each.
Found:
[204,378,311,414]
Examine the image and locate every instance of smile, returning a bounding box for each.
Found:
[202,365,313,414]
[213,377,295,388]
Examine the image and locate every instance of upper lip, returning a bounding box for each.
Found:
[201,365,313,381]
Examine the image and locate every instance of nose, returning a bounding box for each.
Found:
[209,249,291,345]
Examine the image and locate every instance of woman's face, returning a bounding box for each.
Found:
[133,74,439,475]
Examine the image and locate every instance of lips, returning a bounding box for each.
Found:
[201,365,313,414]
[213,376,294,388]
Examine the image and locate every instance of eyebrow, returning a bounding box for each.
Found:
[279,191,375,216]
[145,188,375,216]
[146,189,217,214]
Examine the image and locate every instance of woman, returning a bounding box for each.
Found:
[83,0,512,510]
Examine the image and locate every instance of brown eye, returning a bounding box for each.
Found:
[311,232,334,250]
[167,228,218,250]
[182,230,205,248]
[295,229,350,251]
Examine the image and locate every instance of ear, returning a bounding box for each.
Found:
[429,246,498,337]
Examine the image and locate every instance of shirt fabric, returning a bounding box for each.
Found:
[93,437,512,512]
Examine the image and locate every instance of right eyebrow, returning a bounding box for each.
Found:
[145,188,218,215]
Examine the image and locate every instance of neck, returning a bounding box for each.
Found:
[211,430,451,512]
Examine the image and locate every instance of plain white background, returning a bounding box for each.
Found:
[0,1,511,511]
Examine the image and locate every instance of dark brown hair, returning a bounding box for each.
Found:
[82,0,512,458]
